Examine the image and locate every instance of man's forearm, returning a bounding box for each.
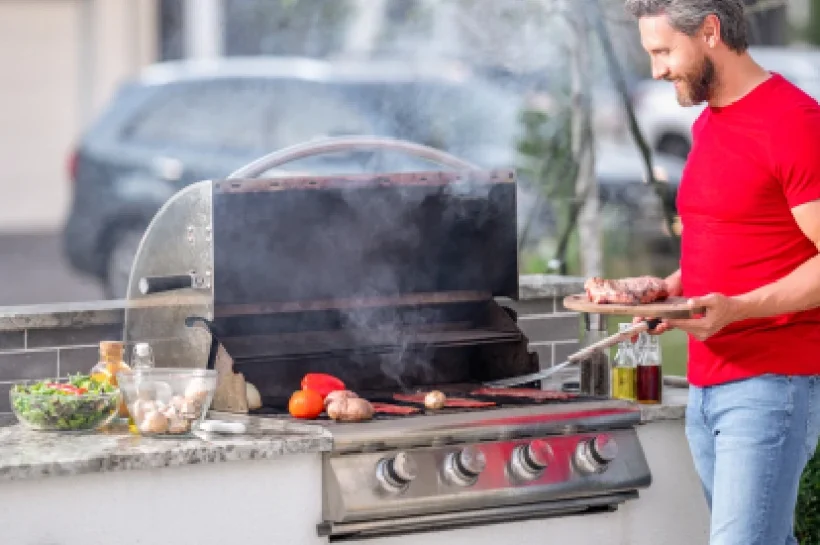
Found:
[736,254,820,319]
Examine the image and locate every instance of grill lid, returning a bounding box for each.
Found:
[211,169,518,310]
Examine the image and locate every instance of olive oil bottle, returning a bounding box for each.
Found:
[611,324,638,401]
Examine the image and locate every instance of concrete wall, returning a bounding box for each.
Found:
[0,0,158,233]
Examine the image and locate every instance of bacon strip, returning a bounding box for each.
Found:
[470,387,577,401]
[371,402,421,415]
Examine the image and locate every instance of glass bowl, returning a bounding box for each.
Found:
[116,368,218,437]
[10,378,121,432]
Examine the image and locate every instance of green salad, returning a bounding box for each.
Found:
[11,374,120,431]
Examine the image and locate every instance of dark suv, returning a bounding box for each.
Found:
[63,57,523,297]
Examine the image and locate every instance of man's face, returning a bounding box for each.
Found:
[638,14,715,106]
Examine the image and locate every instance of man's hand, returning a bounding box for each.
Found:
[630,315,673,340]
[630,269,682,340]
[666,293,747,341]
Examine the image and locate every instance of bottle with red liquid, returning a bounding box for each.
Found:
[636,332,663,404]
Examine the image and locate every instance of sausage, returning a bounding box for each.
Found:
[324,389,359,408]
[326,397,374,422]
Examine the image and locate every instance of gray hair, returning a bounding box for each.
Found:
[624,0,749,53]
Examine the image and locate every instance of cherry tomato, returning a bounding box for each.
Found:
[288,390,324,419]
[301,373,345,400]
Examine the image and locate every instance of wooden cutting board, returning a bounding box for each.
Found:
[562,294,705,318]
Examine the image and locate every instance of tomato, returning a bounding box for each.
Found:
[288,389,324,419]
[301,373,345,400]
[47,383,86,395]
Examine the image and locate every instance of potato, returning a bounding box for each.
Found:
[324,390,358,408]
[326,397,373,422]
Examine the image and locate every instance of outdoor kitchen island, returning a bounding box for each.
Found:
[0,275,708,545]
[0,388,703,545]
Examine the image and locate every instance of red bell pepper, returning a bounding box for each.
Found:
[301,373,345,400]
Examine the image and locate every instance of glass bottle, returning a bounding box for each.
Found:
[580,314,611,396]
[131,343,155,370]
[611,323,638,401]
[90,341,132,419]
[636,332,663,404]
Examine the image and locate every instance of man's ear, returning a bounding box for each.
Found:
[700,14,720,49]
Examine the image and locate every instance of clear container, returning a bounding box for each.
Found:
[636,332,663,404]
[611,323,638,401]
[10,378,120,432]
[117,368,218,438]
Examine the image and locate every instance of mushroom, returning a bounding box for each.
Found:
[246,382,262,411]
[179,398,200,419]
[424,390,447,410]
[167,416,190,434]
[184,378,210,406]
[324,390,359,408]
[138,411,169,434]
[131,399,156,424]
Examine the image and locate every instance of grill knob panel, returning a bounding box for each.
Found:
[377,452,418,493]
[444,446,486,486]
[509,440,553,481]
[575,434,618,475]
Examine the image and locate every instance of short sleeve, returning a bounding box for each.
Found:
[774,106,820,208]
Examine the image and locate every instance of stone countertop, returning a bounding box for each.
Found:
[0,275,586,332]
[0,413,332,482]
[638,385,688,423]
[0,386,688,483]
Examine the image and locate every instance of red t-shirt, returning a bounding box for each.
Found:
[678,73,820,387]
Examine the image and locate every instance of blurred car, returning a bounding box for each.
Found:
[631,46,820,159]
[63,56,524,297]
[63,55,683,297]
[517,142,685,248]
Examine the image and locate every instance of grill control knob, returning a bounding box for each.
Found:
[376,452,418,492]
[444,446,486,486]
[575,435,618,475]
[510,440,553,481]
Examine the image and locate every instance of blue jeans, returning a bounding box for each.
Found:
[686,375,820,545]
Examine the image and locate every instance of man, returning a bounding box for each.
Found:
[624,1,820,544]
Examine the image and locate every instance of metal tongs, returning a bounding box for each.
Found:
[484,318,661,388]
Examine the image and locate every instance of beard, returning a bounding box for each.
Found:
[671,55,716,107]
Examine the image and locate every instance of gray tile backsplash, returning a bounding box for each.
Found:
[58,347,99,377]
[26,324,121,349]
[0,331,24,351]
[0,383,11,412]
[0,351,59,382]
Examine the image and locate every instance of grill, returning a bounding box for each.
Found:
[123,137,652,542]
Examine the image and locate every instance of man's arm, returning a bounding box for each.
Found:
[668,200,820,340]
[735,200,820,318]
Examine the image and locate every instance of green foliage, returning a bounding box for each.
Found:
[514,104,579,274]
[797,448,820,545]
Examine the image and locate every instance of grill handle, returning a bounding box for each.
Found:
[138,274,194,295]
[228,136,478,179]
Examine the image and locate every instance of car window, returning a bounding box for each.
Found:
[122,79,273,153]
[266,82,379,149]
